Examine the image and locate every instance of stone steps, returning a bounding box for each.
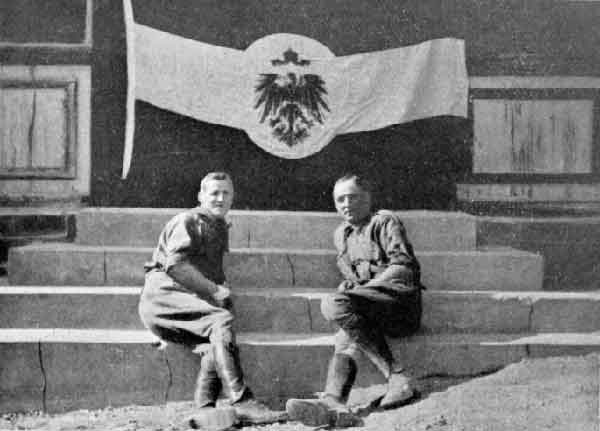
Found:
[1,208,557,415]
[0,208,74,242]
[8,244,543,290]
[74,208,477,251]
[2,329,600,413]
[2,287,600,334]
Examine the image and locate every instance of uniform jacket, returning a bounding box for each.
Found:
[333,210,423,291]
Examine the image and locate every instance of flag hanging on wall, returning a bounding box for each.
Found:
[122,0,468,178]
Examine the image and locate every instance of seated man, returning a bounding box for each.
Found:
[287,174,423,427]
[138,172,286,429]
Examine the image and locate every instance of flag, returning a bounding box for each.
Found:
[122,0,468,178]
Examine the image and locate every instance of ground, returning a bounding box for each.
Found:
[2,354,597,431]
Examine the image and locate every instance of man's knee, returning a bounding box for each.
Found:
[320,292,353,323]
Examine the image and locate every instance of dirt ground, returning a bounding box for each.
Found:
[2,354,597,431]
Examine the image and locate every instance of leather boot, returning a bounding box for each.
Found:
[379,371,417,409]
[286,354,361,428]
[345,326,395,378]
[231,389,288,425]
[212,340,247,403]
[186,408,237,431]
[213,340,286,424]
[194,348,222,408]
[186,348,237,431]
[324,353,357,403]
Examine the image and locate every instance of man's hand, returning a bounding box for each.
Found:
[337,280,356,293]
[212,284,232,309]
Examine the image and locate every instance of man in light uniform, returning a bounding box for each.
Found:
[139,172,286,429]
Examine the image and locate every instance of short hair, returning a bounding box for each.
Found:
[200,172,233,192]
[333,173,373,195]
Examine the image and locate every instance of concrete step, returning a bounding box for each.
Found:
[0,208,74,242]
[478,215,600,290]
[8,244,543,291]
[0,208,74,267]
[75,208,477,251]
[2,287,599,334]
[2,329,599,413]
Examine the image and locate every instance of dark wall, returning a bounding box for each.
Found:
[4,0,600,210]
[1,0,87,43]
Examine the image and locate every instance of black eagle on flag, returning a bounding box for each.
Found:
[254,50,330,147]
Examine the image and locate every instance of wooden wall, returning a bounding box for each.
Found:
[0,64,91,202]
[473,99,593,174]
[1,0,599,209]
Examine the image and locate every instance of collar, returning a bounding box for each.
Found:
[193,206,232,228]
[342,212,373,235]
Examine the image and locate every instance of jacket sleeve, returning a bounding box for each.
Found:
[376,213,422,290]
[378,213,418,267]
[163,214,204,272]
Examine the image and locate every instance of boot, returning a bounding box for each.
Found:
[286,354,361,428]
[286,394,362,428]
[232,389,288,425]
[212,340,247,403]
[324,353,357,403]
[379,371,417,409]
[186,348,237,431]
[213,340,286,424]
[194,348,222,408]
[186,407,237,431]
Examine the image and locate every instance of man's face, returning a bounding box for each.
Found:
[333,179,371,224]
[199,179,234,218]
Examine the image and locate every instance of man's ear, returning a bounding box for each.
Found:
[197,190,202,203]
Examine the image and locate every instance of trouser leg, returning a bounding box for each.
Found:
[321,291,397,378]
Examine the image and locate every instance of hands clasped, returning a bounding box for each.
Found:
[212,283,232,308]
[337,280,357,293]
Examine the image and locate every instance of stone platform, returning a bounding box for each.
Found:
[2,328,600,413]
[3,208,599,415]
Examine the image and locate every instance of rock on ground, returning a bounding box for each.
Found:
[1,354,598,431]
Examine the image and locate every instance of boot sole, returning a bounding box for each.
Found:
[186,407,237,430]
[236,412,288,426]
[379,389,421,410]
[286,399,362,428]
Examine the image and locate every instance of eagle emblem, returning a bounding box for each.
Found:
[254,49,329,147]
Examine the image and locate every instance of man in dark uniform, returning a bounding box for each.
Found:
[138,172,286,429]
[287,174,423,427]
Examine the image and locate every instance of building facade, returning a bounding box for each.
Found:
[1,0,598,213]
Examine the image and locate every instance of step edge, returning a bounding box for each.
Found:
[8,244,541,257]
[1,286,598,300]
[1,329,599,345]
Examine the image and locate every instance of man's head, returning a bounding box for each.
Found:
[333,174,373,225]
[198,172,234,218]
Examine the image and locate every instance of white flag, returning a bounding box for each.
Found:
[123,0,468,177]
